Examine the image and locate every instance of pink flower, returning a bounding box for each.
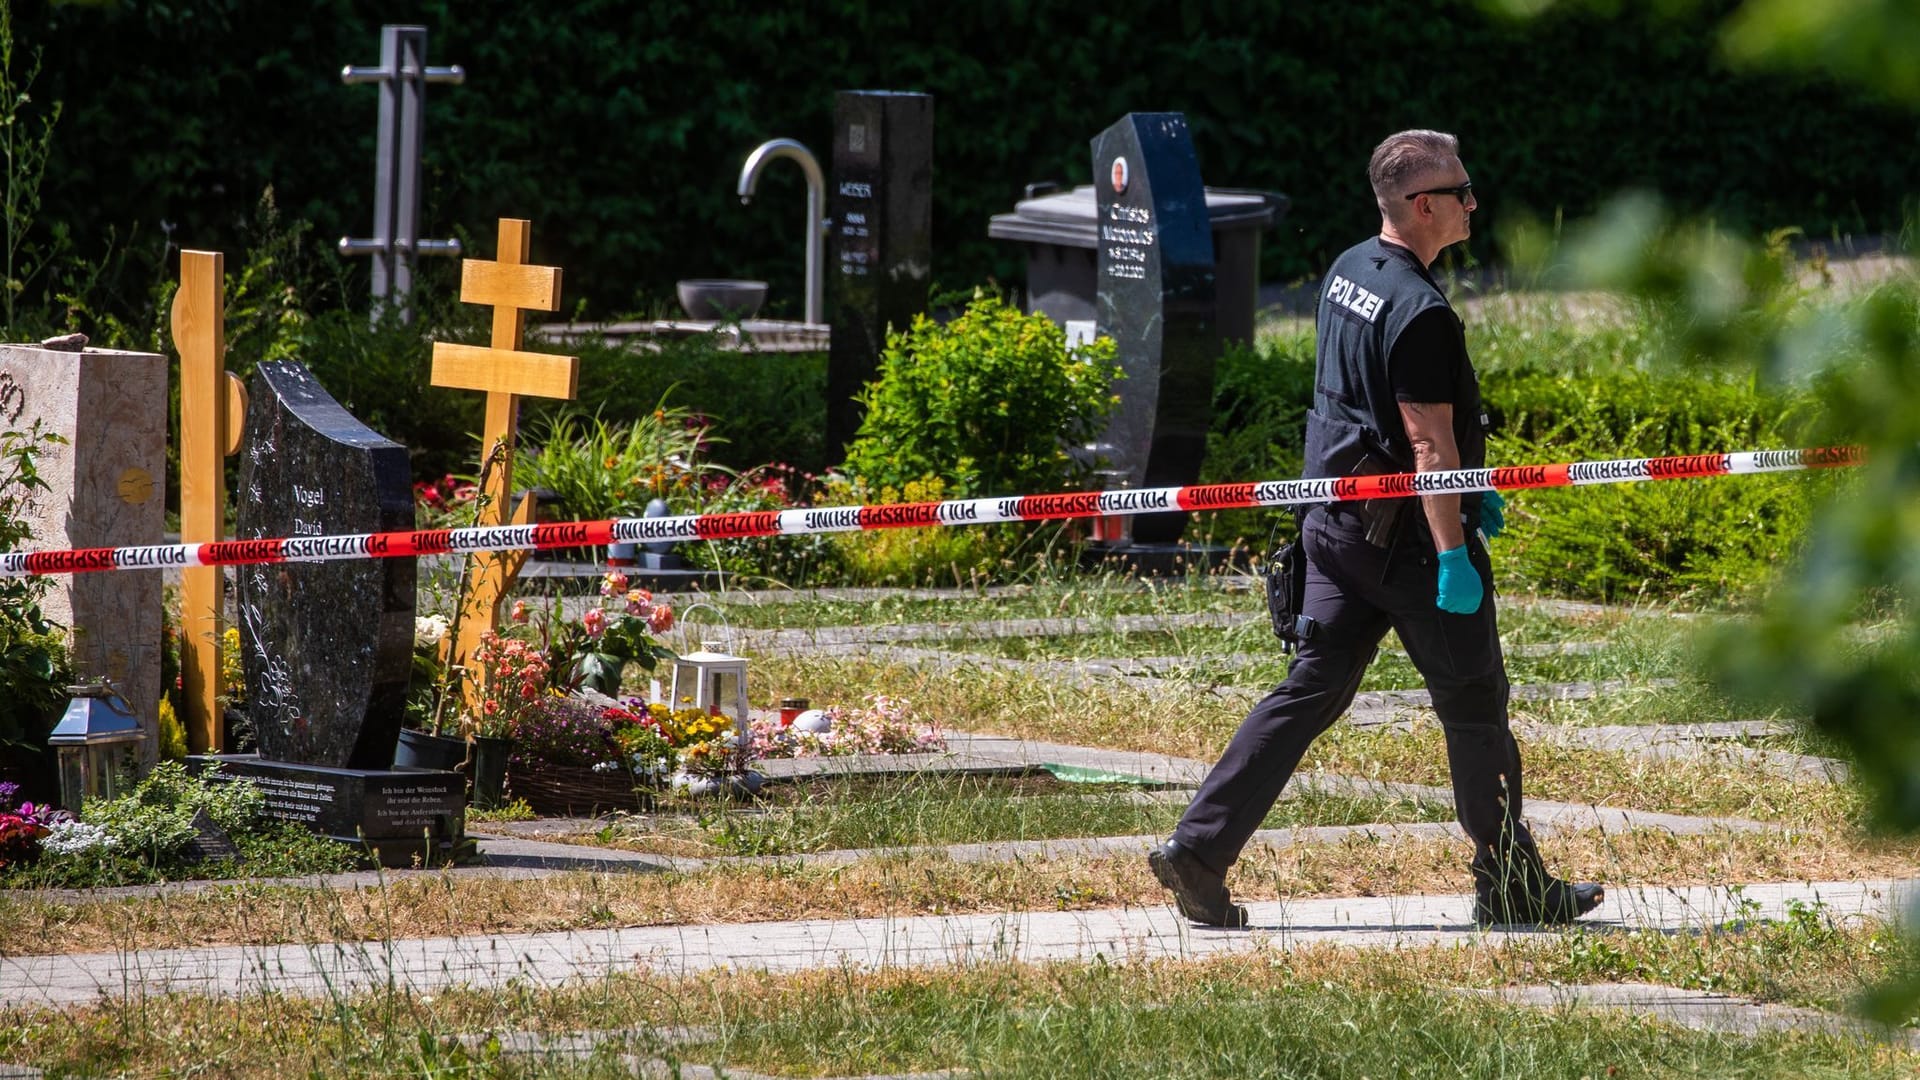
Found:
[582,608,608,638]
[647,603,674,634]
[625,590,653,618]
[601,571,630,597]
[510,600,530,624]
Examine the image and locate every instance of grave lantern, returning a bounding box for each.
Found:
[670,642,750,737]
[48,682,144,812]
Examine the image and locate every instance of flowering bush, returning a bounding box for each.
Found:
[40,819,113,856]
[515,571,674,696]
[414,472,480,530]
[510,694,741,778]
[468,629,551,738]
[749,695,945,760]
[0,763,360,888]
[508,694,625,769]
[0,781,66,869]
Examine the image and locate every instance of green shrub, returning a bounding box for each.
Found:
[0,423,71,761]
[1191,309,1833,606]
[11,762,362,888]
[1484,363,1830,605]
[514,400,726,522]
[1197,335,1316,550]
[819,475,1014,588]
[844,292,1120,498]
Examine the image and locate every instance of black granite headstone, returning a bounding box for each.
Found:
[828,89,933,457]
[196,360,466,867]
[1093,113,1219,543]
[233,360,416,769]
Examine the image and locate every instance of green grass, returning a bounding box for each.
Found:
[712,574,1256,629]
[918,600,1711,698]
[589,771,1452,857]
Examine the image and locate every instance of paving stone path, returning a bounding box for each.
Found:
[1,880,1901,1010]
[1,593,1894,1064]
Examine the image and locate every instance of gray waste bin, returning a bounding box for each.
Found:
[987,184,1287,345]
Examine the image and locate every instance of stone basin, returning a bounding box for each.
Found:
[676,278,768,321]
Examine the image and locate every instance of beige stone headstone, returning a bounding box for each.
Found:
[0,344,167,765]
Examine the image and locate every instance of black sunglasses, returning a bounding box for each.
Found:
[1405,181,1473,202]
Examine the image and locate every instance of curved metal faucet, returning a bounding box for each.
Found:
[737,138,826,326]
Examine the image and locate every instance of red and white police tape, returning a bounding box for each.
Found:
[0,445,1864,577]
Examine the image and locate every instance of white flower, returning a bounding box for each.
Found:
[40,820,114,856]
[414,614,450,649]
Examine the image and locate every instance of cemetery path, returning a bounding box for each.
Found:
[0,880,1902,1010]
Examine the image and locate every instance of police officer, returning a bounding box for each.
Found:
[1149,130,1603,928]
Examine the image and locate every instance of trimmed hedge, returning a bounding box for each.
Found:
[1199,318,1831,605]
[13,0,1920,324]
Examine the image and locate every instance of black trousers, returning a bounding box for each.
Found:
[1173,504,1535,876]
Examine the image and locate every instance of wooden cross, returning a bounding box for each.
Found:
[170,250,248,753]
[430,218,578,703]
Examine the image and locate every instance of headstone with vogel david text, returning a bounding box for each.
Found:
[1092,112,1219,544]
[233,360,415,768]
[198,359,468,867]
[828,89,933,457]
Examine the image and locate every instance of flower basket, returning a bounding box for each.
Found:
[507,759,654,817]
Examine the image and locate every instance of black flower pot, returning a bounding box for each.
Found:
[470,735,513,808]
[393,727,468,771]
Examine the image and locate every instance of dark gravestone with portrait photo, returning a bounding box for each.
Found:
[1092,112,1219,544]
[192,359,467,866]
[828,89,934,457]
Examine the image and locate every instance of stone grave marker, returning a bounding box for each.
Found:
[0,342,167,763]
[828,89,933,456]
[210,359,466,865]
[1092,112,1219,544]
[234,360,414,767]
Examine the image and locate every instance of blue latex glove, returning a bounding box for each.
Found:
[1436,544,1483,614]
[1480,489,1506,539]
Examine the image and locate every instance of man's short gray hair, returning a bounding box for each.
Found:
[1369,130,1460,213]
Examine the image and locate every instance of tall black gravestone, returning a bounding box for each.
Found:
[1093,112,1219,543]
[197,360,466,866]
[828,89,933,457]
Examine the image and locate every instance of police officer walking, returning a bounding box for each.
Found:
[1149,129,1603,928]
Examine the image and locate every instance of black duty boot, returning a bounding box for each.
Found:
[1472,855,1604,927]
[1148,840,1249,928]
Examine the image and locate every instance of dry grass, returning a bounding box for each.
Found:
[4,825,1913,957]
[2,929,1910,1078]
[764,655,1861,828]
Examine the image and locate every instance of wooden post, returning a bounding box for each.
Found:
[170,250,248,753]
[430,219,577,707]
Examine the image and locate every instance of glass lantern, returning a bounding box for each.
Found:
[669,642,750,738]
[47,682,144,812]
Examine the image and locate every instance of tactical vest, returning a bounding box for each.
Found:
[1303,238,1486,509]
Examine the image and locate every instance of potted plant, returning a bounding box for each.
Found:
[462,629,550,808]
[515,571,676,697]
[394,612,470,771]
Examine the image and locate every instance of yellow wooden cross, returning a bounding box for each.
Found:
[170,250,248,753]
[431,219,578,704]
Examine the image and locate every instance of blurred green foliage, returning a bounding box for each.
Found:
[1491,0,1920,1023]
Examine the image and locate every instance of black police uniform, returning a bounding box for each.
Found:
[1171,236,1544,893]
